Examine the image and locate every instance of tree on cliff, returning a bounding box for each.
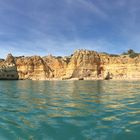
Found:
[127,49,135,54]
[122,49,139,58]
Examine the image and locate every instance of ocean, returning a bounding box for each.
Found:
[0,80,140,140]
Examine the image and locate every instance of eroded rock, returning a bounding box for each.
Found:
[0,50,140,80]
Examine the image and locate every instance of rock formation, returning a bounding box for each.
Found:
[0,49,140,80]
[0,54,18,80]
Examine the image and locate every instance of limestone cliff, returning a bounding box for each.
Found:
[0,54,18,79]
[0,50,140,80]
[65,50,101,79]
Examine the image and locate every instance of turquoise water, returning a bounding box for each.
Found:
[0,80,140,140]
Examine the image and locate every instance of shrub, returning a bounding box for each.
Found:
[122,49,139,58]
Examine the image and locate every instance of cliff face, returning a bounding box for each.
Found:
[65,50,101,79]
[0,54,18,80]
[15,56,52,80]
[0,50,140,80]
[101,55,140,79]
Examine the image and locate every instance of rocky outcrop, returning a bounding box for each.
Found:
[15,56,52,80]
[65,50,101,79]
[42,55,68,78]
[0,54,18,80]
[1,50,140,80]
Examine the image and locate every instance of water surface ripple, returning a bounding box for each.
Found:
[0,80,140,140]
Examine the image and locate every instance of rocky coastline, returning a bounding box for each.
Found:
[1,49,140,80]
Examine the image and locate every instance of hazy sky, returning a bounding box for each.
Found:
[0,0,140,58]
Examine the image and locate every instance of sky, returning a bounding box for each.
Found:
[0,0,140,58]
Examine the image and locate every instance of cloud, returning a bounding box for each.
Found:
[66,0,108,19]
[0,36,123,59]
[0,0,140,59]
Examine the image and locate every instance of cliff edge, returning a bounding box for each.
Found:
[0,49,140,80]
